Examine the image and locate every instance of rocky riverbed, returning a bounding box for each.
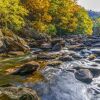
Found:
[0,35,100,100]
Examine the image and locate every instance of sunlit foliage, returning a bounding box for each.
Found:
[1,0,93,35]
[0,0,28,30]
[76,7,93,35]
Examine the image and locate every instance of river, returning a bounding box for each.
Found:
[0,35,100,100]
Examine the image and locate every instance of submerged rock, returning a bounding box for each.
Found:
[75,69,93,83]
[12,61,39,76]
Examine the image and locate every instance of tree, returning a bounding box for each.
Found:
[76,8,93,35]
[0,0,28,30]
[49,0,93,35]
[24,0,52,33]
[49,0,79,33]
[23,0,93,35]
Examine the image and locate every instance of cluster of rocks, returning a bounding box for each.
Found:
[0,87,40,100]
[0,29,30,57]
[0,28,100,99]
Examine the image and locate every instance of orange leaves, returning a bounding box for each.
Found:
[42,14,52,22]
[25,0,50,14]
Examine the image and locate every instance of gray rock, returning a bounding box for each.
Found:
[0,29,30,53]
[52,43,62,51]
[75,69,93,83]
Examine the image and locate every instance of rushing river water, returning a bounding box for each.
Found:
[22,60,100,100]
[0,35,100,100]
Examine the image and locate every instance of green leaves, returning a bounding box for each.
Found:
[0,0,28,30]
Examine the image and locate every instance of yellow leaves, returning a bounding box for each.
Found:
[25,0,50,13]
[49,0,80,32]
[24,0,52,33]
[0,0,28,30]
[32,21,48,33]
[42,14,52,23]
[76,8,93,35]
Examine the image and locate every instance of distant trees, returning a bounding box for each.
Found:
[88,10,100,19]
[0,0,28,30]
[94,18,100,27]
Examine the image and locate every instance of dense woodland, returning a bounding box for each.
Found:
[0,0,93,36]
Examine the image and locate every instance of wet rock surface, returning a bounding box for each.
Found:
[0,29,30,53]
[59,55,74,61]
[12,61,39,76]
[0,87,40,100]
[51,43,62,52]
[0,35,100,100]
[74,69,93,83]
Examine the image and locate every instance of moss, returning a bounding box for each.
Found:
[23,72,45,83]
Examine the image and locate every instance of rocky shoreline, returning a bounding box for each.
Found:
[0,29,100,100]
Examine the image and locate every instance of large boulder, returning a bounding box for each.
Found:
[12,61,39,76]
[0,87,40,100]
[73,65,100,78]
[75,69,93,84]
[0,29,30,53]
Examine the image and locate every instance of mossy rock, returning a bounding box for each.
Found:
[0,87,40,100]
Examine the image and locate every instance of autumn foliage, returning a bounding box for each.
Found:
[0,0,28,30]
[0,0,93,35]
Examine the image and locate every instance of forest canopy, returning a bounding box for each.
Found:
[0,0,93,35]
